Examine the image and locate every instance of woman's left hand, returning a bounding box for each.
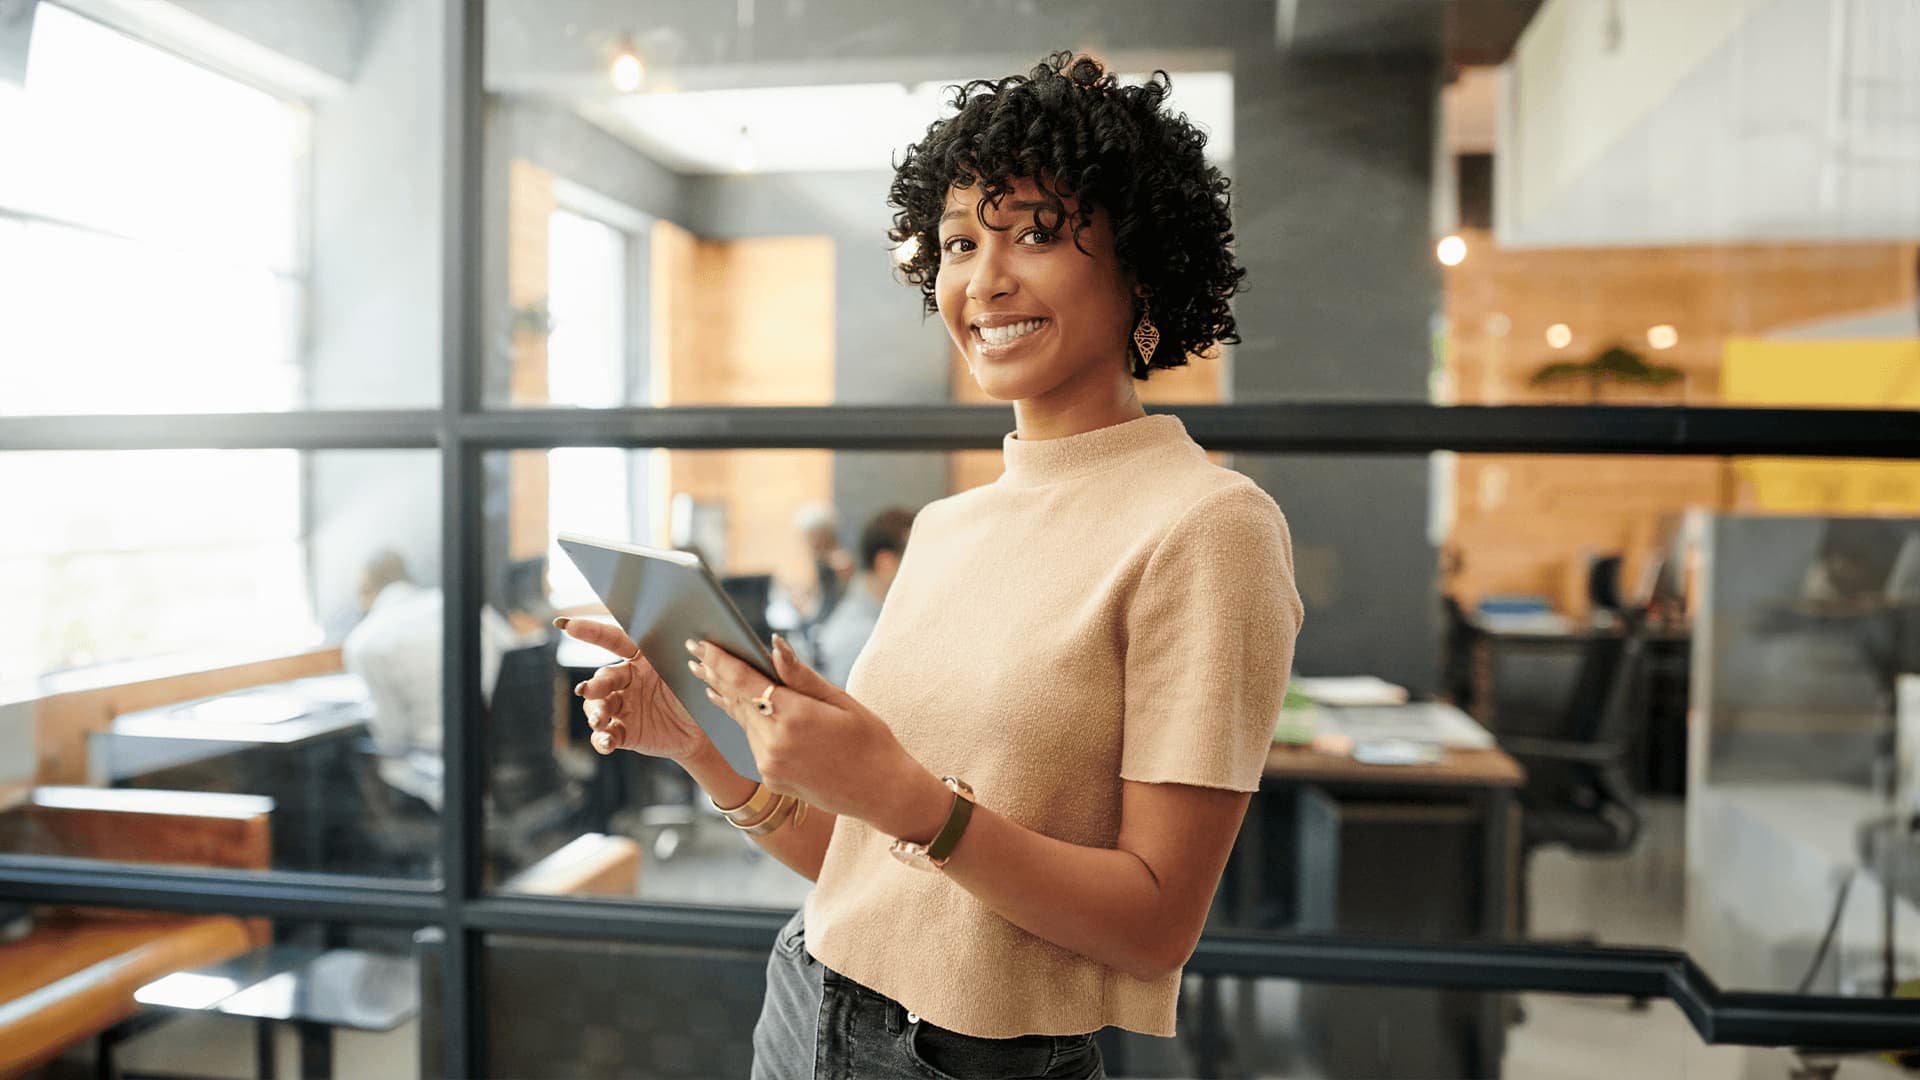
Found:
[685,633,924,826]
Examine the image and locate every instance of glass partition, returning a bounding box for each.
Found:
[478,1,1917,411]
[0,449,445,880]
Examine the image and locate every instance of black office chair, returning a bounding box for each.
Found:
[354,638,583,880]
[1496,609,1646,944]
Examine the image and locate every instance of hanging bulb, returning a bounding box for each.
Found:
[610,35,643,92]
[732,125,756,173]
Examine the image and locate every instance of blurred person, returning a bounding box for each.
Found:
[793,501,855,626]
[558,53,1302,1079]
[814,507,917,687]
[342,549,519,810]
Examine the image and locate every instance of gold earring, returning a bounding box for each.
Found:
[1131,309,1160,375]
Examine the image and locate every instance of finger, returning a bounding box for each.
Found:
[689,640,773,703]
[583,698,612,730]
[554,616,638,661]
[769,632,850,705]
[576,663,640,701]
[593,718,626,754]
[706,680,771,737]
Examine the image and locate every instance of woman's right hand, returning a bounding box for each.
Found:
[555,617,710,762]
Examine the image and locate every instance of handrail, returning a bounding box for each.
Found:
[1,858,1913,1051]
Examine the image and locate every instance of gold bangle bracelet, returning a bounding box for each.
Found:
[711,782,775,825]
[740,794,797,836]
[728,791,786,831]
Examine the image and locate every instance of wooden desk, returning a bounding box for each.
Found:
[0,910,264,1077]
[1265,745,1525,789]
[1205,739,1525,1079]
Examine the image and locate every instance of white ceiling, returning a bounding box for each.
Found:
[575,70,1235,176]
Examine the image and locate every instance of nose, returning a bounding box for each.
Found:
[964,242,1017,303]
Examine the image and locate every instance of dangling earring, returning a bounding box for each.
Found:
[1131,308,1160,377]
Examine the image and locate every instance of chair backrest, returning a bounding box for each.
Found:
[486,639,564,812]
[1587,612,1650,750]
[1560,632,1629,744]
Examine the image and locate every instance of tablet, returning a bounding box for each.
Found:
[555,531,778,782]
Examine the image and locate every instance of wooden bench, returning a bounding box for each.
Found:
[502,833,642,897]
[0,787,274,1077]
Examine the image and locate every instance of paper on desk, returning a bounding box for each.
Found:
[1312,703,1496,750]
[1291,676,1410,707]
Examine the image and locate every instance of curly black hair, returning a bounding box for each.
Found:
[887,52,1244,378]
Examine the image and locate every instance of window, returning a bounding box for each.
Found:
[0,8,315,683]
[545,206,636,607]
[0,450,314,684]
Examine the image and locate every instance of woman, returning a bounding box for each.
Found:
[559,52,1304,1079]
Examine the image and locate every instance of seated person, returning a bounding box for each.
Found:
[341,550,519,810]
[813,507,916,687]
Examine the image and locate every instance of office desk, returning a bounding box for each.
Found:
[94,676,372,873]
[1204,710,1524,1080]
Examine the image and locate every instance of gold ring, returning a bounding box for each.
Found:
[752,683,777,716]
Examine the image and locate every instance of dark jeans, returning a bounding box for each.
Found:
[753,906,1106,1080]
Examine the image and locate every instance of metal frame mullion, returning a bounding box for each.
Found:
[440,403,1920,459]
[0,411,442,451]
[6,404,1920,460]
[439,0,487,1074]
[0,859,443,925]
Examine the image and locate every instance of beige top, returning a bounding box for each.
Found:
[803,412,1305,1039]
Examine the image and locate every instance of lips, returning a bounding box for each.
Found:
[976,318,1047,346]
[969,316,1051,359]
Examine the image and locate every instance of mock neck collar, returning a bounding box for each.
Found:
[999,412,1197,488]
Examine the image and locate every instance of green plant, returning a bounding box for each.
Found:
[1531,344,1683,400]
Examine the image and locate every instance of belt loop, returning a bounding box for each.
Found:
[884,999,905,1035]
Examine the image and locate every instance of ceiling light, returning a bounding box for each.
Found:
[892,234,920,265]
[1436,234,1467,266]
[1546,324,1572,349]
[1647,324,1679,350]
[610,35,643,93]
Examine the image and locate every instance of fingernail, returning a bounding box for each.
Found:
[552,617,571,629]
[773,633,792,660]
[593,732,610,751]
[573,681,588,696]
[684,639,699,654]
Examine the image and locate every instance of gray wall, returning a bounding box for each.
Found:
[1230,54,1443,694]
[682,170,955,551]
[304,0,449,634]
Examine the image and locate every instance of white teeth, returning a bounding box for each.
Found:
[977,319,1044,346]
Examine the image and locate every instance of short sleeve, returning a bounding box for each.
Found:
[1121,483,1305,791]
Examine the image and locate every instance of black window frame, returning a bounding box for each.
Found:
[3,3,1919,1073]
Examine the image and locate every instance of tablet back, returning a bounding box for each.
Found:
[556,534,774,782]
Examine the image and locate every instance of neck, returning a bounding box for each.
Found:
[1011,365,1144,442]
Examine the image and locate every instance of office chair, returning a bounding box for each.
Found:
[354,638,584,881]
[1495,609,1646,945]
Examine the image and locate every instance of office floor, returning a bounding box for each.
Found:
[76,797,1910,1079]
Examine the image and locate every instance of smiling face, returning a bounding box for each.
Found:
[934,177,1138,405]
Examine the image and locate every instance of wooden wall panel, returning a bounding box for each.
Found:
[1441,232,1917,615]
[507,159,555,562]
[649,231,835,592]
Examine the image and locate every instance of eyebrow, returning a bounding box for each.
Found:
[939,199,1058,229]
